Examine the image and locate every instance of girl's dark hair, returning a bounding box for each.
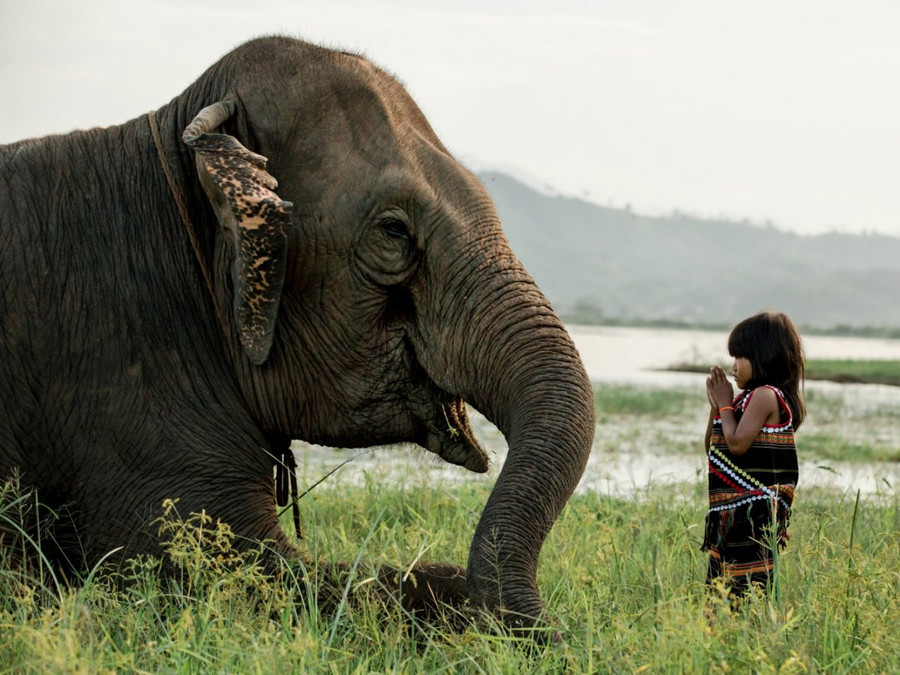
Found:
[728,310,806,429]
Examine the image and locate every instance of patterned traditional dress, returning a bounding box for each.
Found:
[702,385,798,593]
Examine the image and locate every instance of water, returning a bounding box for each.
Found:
[294,325,900,500]
[570,323,900,385]
[566,325,900,499]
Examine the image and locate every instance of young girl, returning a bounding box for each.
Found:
[702,311,805,597]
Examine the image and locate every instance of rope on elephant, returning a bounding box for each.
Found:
[275,444,303,539]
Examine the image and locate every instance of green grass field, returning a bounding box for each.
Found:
[2,474,898,672]
[2,378,898,672]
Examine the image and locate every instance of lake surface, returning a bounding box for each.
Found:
[569,323,900,384]
[294,325,900,500]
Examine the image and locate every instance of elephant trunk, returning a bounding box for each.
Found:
[467,319,594,630]
[417,236,596,630]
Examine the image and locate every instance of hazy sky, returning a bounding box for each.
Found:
[2,0,898,236]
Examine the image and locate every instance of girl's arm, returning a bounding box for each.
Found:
[709,366,779,455]
[705,368,724,450]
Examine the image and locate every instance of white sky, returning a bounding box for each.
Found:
[2,0,898,236]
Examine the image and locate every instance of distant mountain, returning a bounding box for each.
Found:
[477,170,900,330]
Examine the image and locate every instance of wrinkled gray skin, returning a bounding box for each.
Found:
[0,37,594,632]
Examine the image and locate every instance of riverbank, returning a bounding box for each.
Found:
[666,359,900,387]
[290,375,900,507]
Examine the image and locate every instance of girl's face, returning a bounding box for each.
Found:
[732,357,753,389]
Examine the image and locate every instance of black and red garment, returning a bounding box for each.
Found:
[702,385,799,594]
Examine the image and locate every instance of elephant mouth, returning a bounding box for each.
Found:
[419,399,489,473]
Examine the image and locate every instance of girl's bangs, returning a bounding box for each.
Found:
[727,326,752,358]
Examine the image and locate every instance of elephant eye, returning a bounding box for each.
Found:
[381,219,411,241]
[359,214,418,285]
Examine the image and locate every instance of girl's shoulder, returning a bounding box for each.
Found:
[749,384,783,396]
[741,385,779,409]
[742,385,792,426]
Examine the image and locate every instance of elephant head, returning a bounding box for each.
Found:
[171,37,595,631]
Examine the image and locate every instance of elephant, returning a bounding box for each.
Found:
[0,36,595,634]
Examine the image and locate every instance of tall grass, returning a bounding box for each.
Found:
[2,472,898,672]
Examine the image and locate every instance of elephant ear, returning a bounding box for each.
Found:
[182,100,293,365]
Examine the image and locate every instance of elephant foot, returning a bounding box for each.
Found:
[375,562,471,632]
[309,561,473,634]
